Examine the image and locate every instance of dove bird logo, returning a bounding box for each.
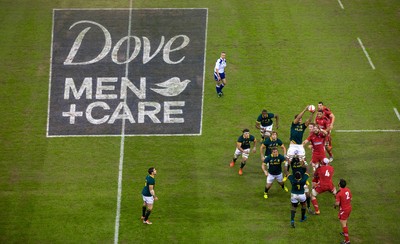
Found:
[150,77,191,97]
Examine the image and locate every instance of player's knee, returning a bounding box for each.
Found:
[292,202,299,208]
[311,189,318,197]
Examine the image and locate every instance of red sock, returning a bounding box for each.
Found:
[343,226,349,242]
[311,199,319,212]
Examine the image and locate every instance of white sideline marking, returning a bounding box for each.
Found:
[394,108,400,121]
[357,37,376,70]
[336,130,400,132]
[337,0,344,9]
[114,1,133,243]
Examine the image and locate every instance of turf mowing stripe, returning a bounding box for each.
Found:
[357,37,376,70]
[394,108,400,121]
[336,130,400,132]
[337,0,344,9]
[114,1,133,243]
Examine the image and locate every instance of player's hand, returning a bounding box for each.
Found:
[264,171,268,177]
[252,147,256,153]
[154,196,158,201]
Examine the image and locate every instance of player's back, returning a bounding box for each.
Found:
[316,165,334,186]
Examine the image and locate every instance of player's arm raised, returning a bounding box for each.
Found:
[305,108,315,127]
[274,114,279,129]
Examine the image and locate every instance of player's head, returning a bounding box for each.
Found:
[308,123,315,131]
[271,147,279,156]
[294,171,302,180]
[313,124,320,134]
[262,109,268,117]
[242,128,250,138]
[317,110,324,118]
[271,131,278,139]
[339,179,347,188]
[148,167,156,175]
[318,102,324,110]
[220,52,226,59]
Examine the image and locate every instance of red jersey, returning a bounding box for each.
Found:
[321,105,332,121]
[315,116,330,130]
[336,187,352,211]
[314,165,334,187]
[306,132,326,155]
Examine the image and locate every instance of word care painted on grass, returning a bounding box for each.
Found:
[47,9,207,136]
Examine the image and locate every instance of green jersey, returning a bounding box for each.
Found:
[263,137,283,156]
[237,135,255,150]
[288,173,309,194]
[142,175,155,197]
[257,113,275,126]
[290,122,307,144]
[290,157,307,175]
[264,154,286,175]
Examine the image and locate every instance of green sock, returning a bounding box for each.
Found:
[291,210,296,221]
[142,206,146,217]
[144,210,152,221]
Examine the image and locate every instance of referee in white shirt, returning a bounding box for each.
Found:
[214,52,227,97]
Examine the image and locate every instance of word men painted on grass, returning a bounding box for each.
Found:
[47,9,207,136]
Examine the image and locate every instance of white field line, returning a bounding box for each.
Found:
[394,108,400,121]
[114,1,133,244]
[357,37,376,70]
[337,0,344,9]
[336,129,400,132]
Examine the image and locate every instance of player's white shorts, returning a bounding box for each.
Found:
[234,148,250,159]
[291,193,307,203]
[266,173,283,184]
[142,195,154,204]
[304,184,309,193]
[260,125,273,136]
[287,144,305,160]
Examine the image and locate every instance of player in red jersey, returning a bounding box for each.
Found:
[318,102,335,161]
[310,158,336,215]
[315,111,333,161]
[335,179,352,244]
[302,124,328,171]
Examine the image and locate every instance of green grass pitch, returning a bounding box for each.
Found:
[1,0,400,243]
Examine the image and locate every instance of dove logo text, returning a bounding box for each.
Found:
[63,20,190,65]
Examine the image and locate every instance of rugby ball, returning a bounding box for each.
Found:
[308,105,315,112]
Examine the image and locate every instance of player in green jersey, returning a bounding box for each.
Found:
[261,147,288,199]
[284,153,314,214]
[286,105,315,164]
[288,171,310,228]
[255,109,279,141]
[141,167,158,225]
[230,129,257,175]
[260,131,286,161]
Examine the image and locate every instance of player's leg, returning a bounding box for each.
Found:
[214,73,222,97]
[143,196,154,224]
[219,73,226,94]
[230,149,241,167]
[277,173,288,192]
[311,188,320,214]
[290,201,298,228]
[340,219,350,243]
[141,201,147,220]
[238,149,250,175]
[300,200,307,222]
[264,175,274,198]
